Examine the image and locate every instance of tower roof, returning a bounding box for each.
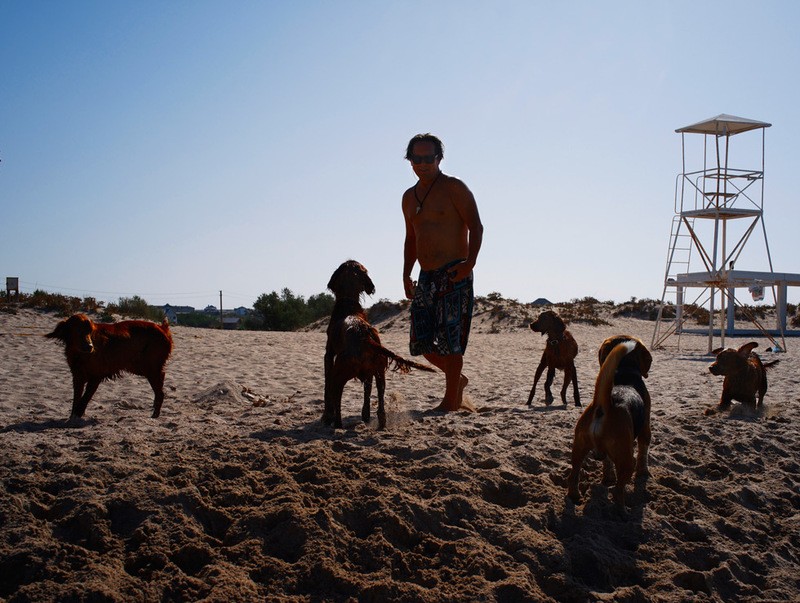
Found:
[676,114,771,135]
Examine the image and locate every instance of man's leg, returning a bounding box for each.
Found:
[423,352,469,411]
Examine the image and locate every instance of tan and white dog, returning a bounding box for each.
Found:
[567,335,652,509]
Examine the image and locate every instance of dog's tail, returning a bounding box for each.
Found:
[367,341,436,374]
[593,340,637,413]
[764,359,780,370]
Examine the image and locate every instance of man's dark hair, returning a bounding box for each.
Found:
[405,133,444,160]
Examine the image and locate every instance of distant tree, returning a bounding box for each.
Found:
[253,288,309,331]
[107,296,164,321]
[240,312,265,330]
[176,312,219,328]
[307,292,335,321]
[14,290,100,316]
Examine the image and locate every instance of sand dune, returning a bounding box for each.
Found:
[1,307,798,602]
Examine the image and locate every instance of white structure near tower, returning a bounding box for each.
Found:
[652,114,800,352]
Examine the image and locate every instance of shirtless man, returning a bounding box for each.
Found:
[402,133,484,411]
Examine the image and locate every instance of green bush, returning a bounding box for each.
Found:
[250,289,336,331]
[176,311,220,328]
[367,299,408,324]
[253,289,310,331]
[556,297,611,326]
[307,292,335,322]
[613,297,673,321]
[106,296,164,321]
[2,290,102,316]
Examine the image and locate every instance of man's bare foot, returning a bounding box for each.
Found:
[459,395,477,412]
[434,375,474,412]
[458,374,469,402]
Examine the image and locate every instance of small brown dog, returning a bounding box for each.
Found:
[567,335,652,508]
[706,342,779,415]
[324,260,434,429]
[46,314,173,420]
[526,310,580,406]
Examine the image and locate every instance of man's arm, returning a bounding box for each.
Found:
[449,180,483,282]
[402,192,418,299]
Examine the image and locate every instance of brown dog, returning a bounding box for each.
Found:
[706,342,779,415]
[567,335,652,508]
[324,260,434,429]
[46,314,173,420]
[526,310,580,406]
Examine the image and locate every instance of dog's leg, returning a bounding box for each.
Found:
[376,373,386,430]
[544,368,556,406]
[362,376,372,424]
[601,456,616,485]
[718,386,734,410]
[635,425,651,480]
[559,367,573,406]
[323,350,335,424]
[526,358,547,405]
[757,370,767,406]
[568,364,581,407]
[567,430,592,503]
[611,454,635,508]
[147,371,166,418]
[71,378,100,419]
[329,371,349,429]
[69,377,87,420]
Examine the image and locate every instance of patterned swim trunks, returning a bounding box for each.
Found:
[409,259,474,356]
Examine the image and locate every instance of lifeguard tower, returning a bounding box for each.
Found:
[652,114,800,352]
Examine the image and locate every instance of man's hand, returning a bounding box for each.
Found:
[447,261,473,282]
[403,275,416,300]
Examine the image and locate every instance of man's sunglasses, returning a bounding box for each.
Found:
[409,154,438,165]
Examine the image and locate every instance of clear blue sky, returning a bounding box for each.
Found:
[2,1,799,310]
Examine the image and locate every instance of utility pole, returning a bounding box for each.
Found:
[219,290,223,329]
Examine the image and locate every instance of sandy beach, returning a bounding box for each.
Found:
[1,305,798,602]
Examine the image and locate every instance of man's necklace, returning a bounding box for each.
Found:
[414,171,441,214]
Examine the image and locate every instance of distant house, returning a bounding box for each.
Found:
[204,305,218,314]
[161,304,195,325]
[531,298,553,306]
[233,306,250,317]
[222,316,240,330]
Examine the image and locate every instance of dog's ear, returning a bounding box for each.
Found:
[550,312,566,334]
[635,341,653,378]
[598,335,626,365]
[45,319,68,341]
[326,267,341,292]
[737,342,758,357]
[598,338,612,366]
[362,271,375,296]
[711,347,725,356]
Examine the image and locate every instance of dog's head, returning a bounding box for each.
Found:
[327,260,375,300]
[708,342,758,376]
[598,335,652,378]
[46,314,95,354]
[529,310,566,337]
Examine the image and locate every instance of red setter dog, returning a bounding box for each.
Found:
[526,310,580,407]
[324,260,434,429]
[706,342,779,415]
[47,314,173,420]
